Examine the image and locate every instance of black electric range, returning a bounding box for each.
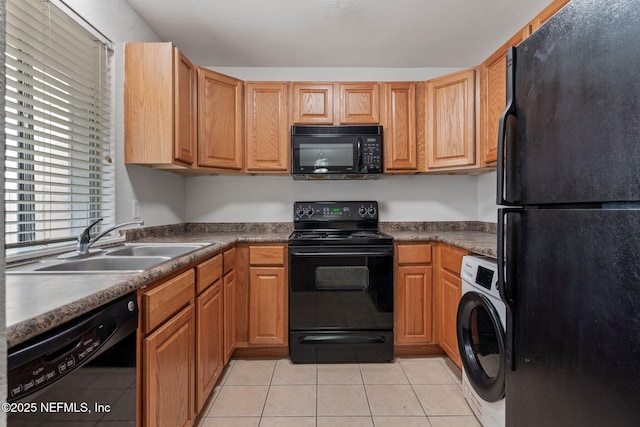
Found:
[288,201,394,363]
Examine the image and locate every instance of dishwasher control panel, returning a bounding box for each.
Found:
[7,294,138,402]
[8,319,113,401]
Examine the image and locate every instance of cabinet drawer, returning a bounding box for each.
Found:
[142,269,195,333]
[196,254,222,294]
[223,247,236,274]
[397,244,432,265]
[440,244,468,274]
[249,245,285,266]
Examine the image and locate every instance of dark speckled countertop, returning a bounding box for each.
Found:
[6,222,496,348]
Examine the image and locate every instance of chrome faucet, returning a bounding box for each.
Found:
[59,218,145,259]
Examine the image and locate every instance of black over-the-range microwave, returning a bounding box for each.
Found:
[291,125,383,180]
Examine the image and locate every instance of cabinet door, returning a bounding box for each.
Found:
[195,281,223,413]
[340,83,380,124]
[396,265,433,344]
[292,83,334,124]
[383,82,417,171]
[480,31,527,166]
[197,68,243,170]
[426,68,478,169]
[223,270,236,364]
[249,267,286,345]
[174,48,197,165]
[245,82,289,172]
[143,305,195,427]
[125,42,190,169]
[439,269,462,368]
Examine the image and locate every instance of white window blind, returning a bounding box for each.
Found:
[5,0,114,248]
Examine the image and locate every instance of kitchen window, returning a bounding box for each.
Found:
[4,0,114,254]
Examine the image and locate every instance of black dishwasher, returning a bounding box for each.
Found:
[7,293,138,426]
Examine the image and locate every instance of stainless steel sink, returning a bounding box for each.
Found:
[104,244,205,257]
[6,242,209,275]
[7,256,170,274]
[35,256,169,272]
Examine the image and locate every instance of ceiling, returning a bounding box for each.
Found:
[126,0,553,68]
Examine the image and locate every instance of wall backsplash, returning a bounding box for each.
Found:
[184,174,496,223]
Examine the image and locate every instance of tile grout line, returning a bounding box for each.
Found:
[360,362,376,425]
[397,359,431,421]
[259,359,279,425]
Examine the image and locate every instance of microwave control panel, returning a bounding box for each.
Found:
[359,137,382,173]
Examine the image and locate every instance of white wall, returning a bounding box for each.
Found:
[477,171,498,222]
[65,0,187,227]
[186,174,481,222]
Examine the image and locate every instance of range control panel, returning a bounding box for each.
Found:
[294,201,379,221]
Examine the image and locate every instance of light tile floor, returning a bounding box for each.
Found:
[196,356,480,427]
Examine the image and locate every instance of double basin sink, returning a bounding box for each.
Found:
[7,243,208,274]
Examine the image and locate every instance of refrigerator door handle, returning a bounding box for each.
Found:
[497,47,516,206]
[498,207,518,370]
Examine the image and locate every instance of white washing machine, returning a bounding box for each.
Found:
[457,255,506,427]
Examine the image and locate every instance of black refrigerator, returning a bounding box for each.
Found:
[497,0,640,426]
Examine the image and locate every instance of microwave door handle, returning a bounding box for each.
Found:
[357,137,363,171]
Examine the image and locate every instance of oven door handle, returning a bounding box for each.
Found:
[290,250,393,257]
[300,335,387,344]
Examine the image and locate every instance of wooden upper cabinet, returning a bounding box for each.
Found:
[292,83,334,124]
[197,68,243,170]
[480,30,528,166]
[125,42,196,170]
[339,83,380,124]
[245,82,290,173]
[426,68,479,170]
[382,82,420,172]
[174,50,197,165]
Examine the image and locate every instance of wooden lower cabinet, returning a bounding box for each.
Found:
[237,244,288,349]
[249,266,287,345]
[140,250,236,426]
[439,269,463,367]
[223,270,236,363]
[143,305,196,427]
[395,244,434,346]
[195,281,223,413]
[396,265,433,343]
[434,244,469,368]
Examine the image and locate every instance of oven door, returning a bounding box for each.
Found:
[288,245,394,362]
